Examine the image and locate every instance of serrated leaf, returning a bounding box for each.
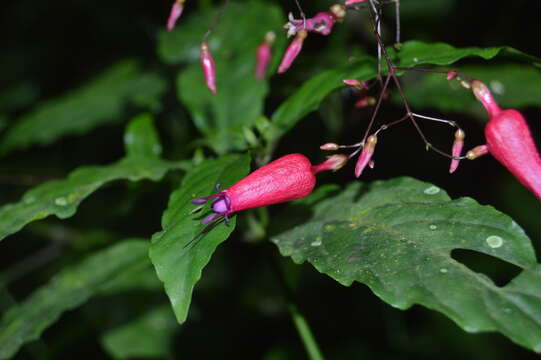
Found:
[168,1,285,154]
[101,305,177,360]
[268,41,541,145]
[0,114,183,241]
[271,177,541,352]
[0,60,167,156]
[0,239,150,359]
[149,154,251,324]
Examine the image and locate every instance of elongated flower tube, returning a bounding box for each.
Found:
[200,42,216,93]
[345,0,366,5]
[192,153,347,224]
[472,80,541,201]
[355,135,377,178]
[166,0,185,31]
[255,32,275,80]
[449,129,465,174]
[278,30,307,74]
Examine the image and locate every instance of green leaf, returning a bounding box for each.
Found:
[0,239,150,359]
[149,153,251,324]
[271,177,541,353]
[167,1,285,154]
[0,60,167,156]
[402,64,541,114]
[268,41,541,146]
[0,114,182,242]
[395,41,541,68]
[266,56,377,144]
[101,305,178,360]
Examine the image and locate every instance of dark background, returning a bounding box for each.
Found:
[1,0,541,359]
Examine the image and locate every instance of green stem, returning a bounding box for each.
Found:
[287,302,325,360]
[270,255,325,360]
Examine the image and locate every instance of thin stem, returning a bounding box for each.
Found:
[394,0,400,44]
[288,303,325,360]
[362,74,391,143]
[202,0,229,41]
[270,255,325,360]
[411,113,457,127]
[293,0,307,28]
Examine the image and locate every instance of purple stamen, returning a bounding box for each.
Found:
[191,198,209,204]
[202,213,221,225]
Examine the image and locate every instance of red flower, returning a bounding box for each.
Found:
[472,80,541,201]
[192,153,347,223]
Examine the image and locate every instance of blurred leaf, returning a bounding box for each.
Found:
[395,41,541,68]
[272,177,541,352]
[0,114,184,241]
[268,41,541,146]
[165,1,285,154]
[0,82,39,113]
[0,239,149,359]
[267,56,377,145]
[0,60,167,156]
[402,64,541,114]
[101,305,177,360]
[149,153,250,324]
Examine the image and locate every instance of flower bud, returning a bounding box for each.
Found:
[449,129,465,174]
[312,154,348,173]
[446,70,458,81]
[255,32,275,80]
[278,30,307,74]
[330,5,346,21]
[465,145,489,160]
[355,135,377,178]
[345,0,366,5]
[166,0,185,31]
[354,96,376,109]
[200,42,217,93]
[320,143,339,151]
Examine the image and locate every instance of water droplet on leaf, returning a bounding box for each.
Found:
[423,186,440,195]
[486,235,503,248]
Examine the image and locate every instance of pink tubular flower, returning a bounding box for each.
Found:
[255,32,275,80]
[345,0,366,5]
[471,80,541,201]
[449,129,465,174]
[166,0,185,31]
[355,135,377,178]
[192,153,347,224]
[200,42,216,93]
[278,30,307,74]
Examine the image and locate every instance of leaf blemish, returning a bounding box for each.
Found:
[486,235,504,248]
[54,197,68,206]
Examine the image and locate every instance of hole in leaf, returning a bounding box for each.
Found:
[451,249,522,287]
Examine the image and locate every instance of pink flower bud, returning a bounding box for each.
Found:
[449,129,465,174]
[472,80,541,201]
[278,30,307,74]
[355,135,377,178]
[200,42,217,93]
[354,96,376,109]
[342,79,368,89]
[166,0,185,32]
[312,154,348,172]
[345,0,366,5]
[255,32,275,80]
[466,145,489,160]
[192,153,341,223]
[320,143,339,151]
[446,70,458,81]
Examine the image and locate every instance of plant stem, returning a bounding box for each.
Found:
[270,255,326,360]
[287,302,325,360]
